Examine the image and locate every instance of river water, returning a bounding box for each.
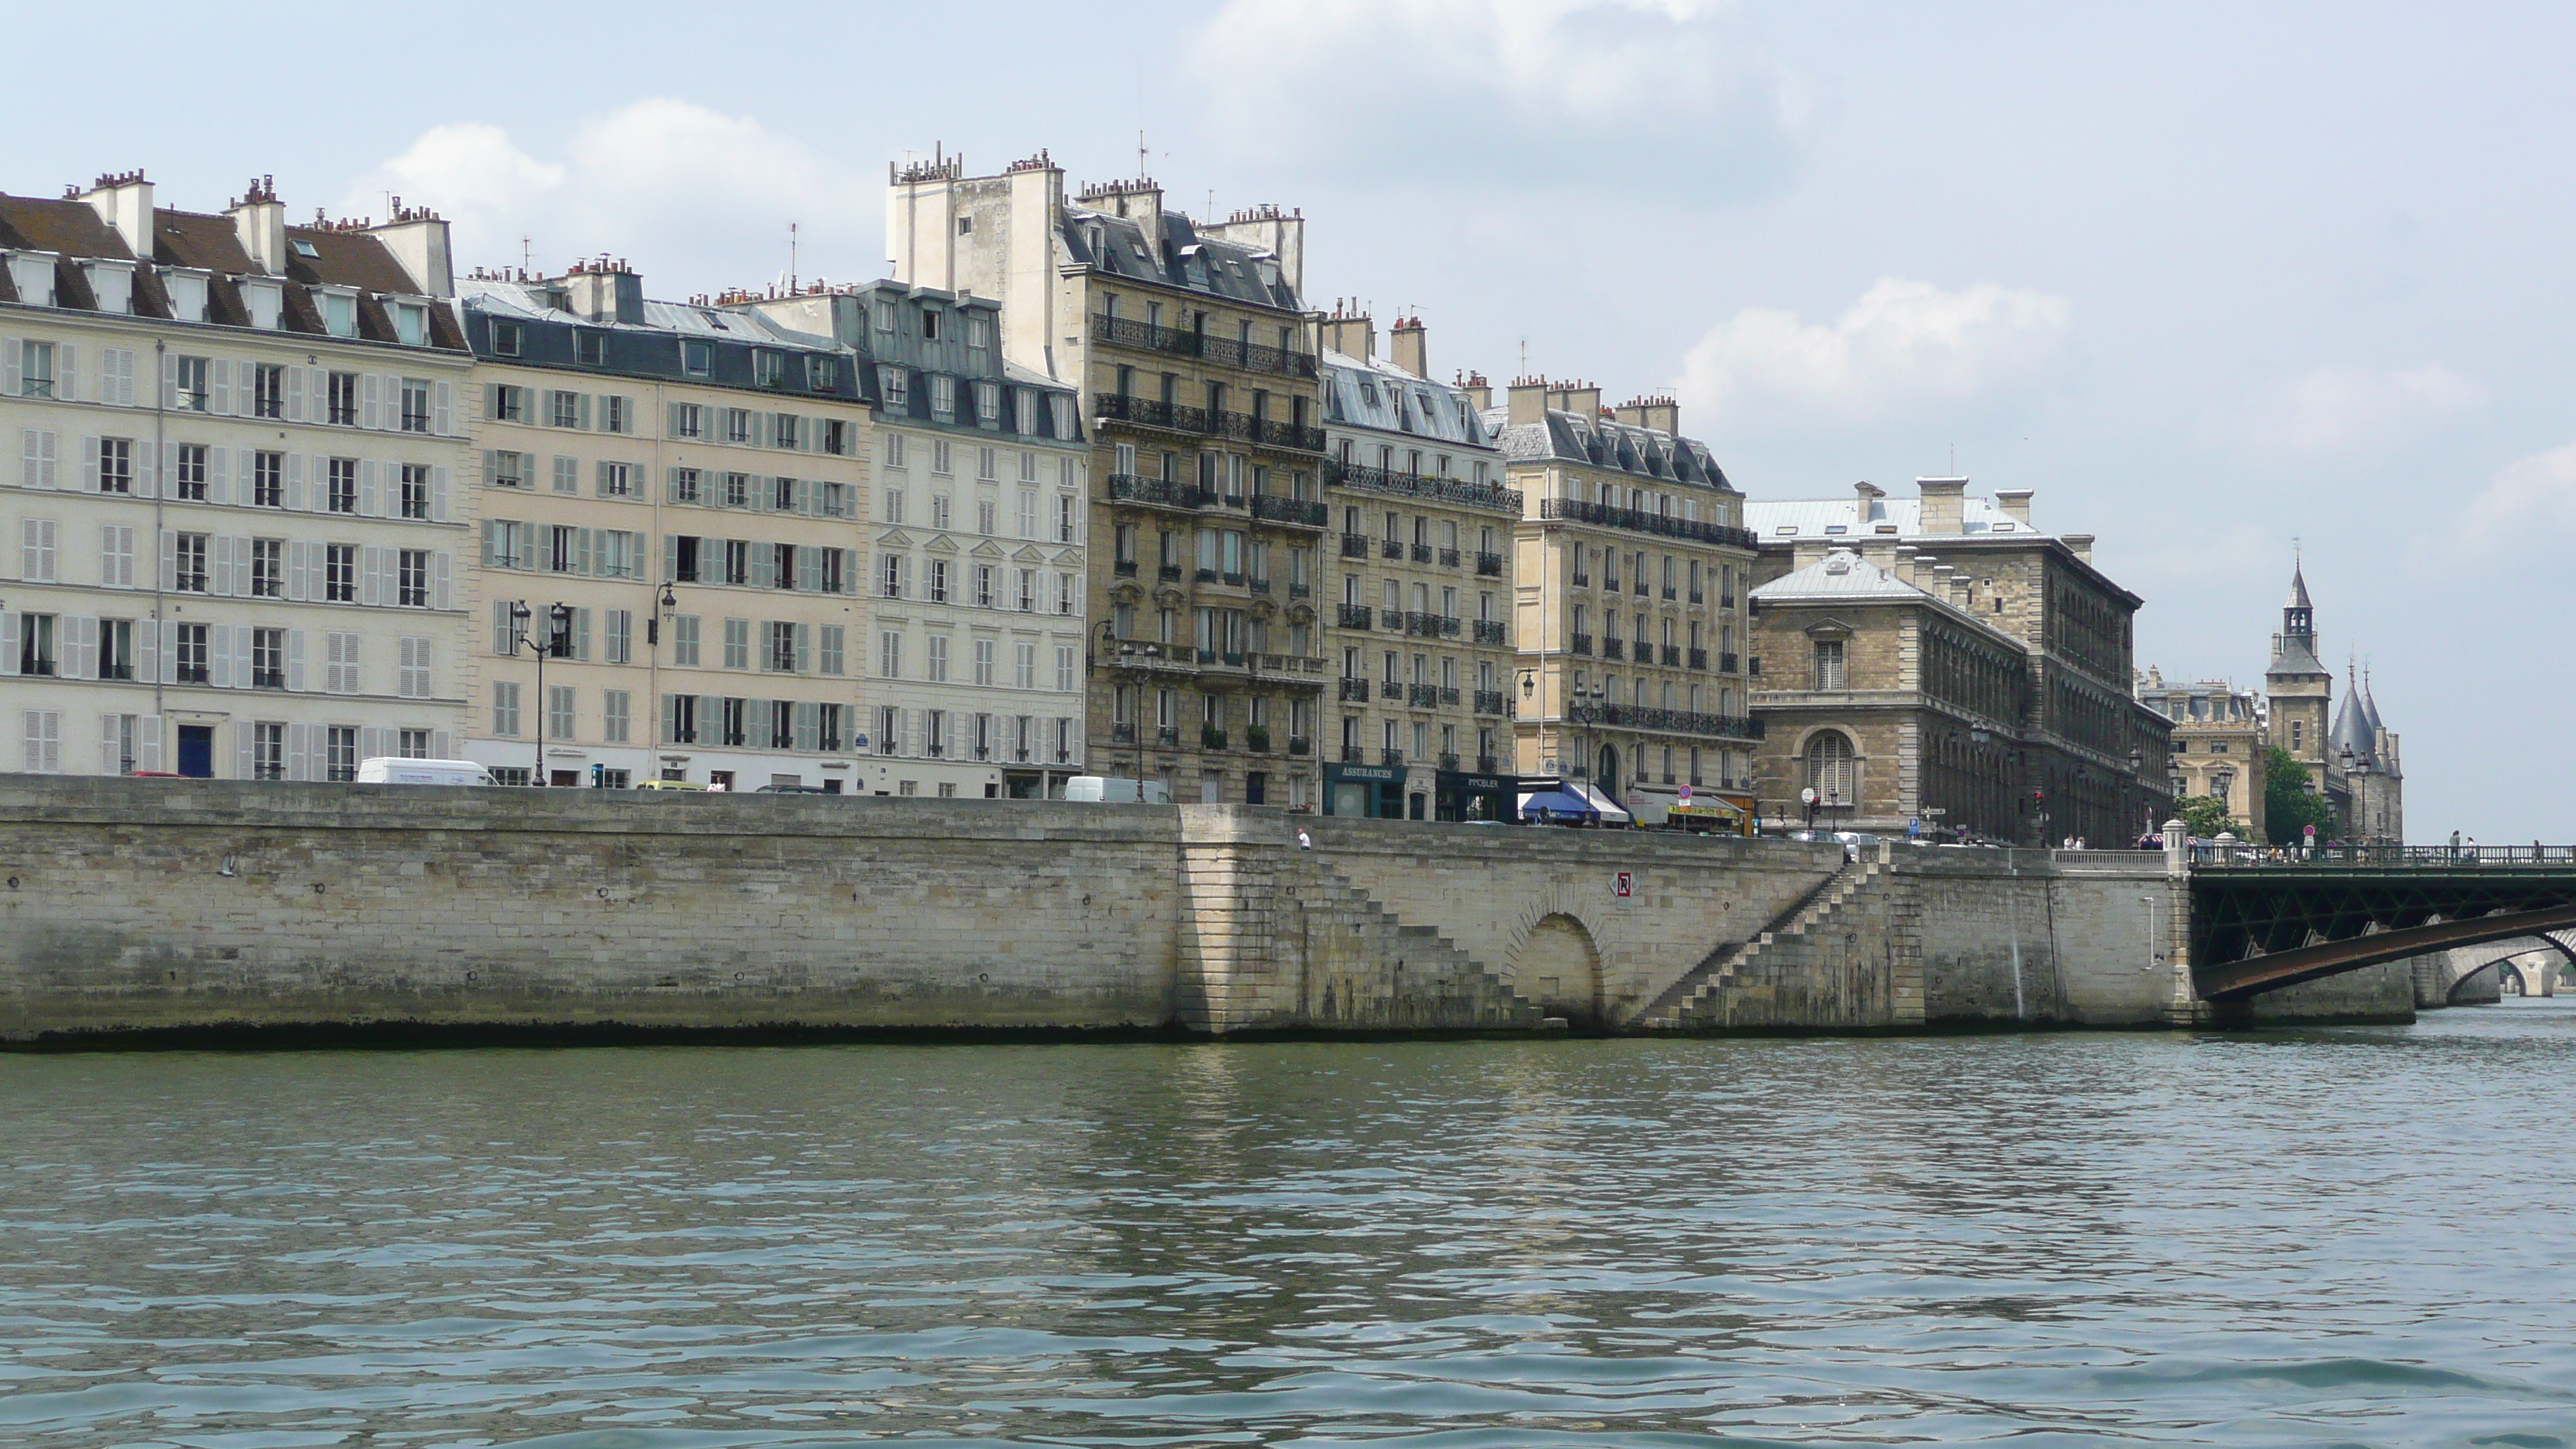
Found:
[4,1002,2573,1448]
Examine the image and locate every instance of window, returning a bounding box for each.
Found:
[754,351,784,389]
[766,621,800,673]
[724,618,752,670]
[397,550,429,608]
[16,613,55,676]
[920,307,943,341]
[327,372,358,426]
[974,564,994,608]
[673,615,701,667]
[879,631,903,680]
[820,625,845,677]
[97,438,132,494]
[669,695,701,745]
[327,726,357,783]
[328,458,357,514]
[975,382,1000,425]
[596,461,632,498]
[721,472,749,508]
[1017,568,1035,613]
[399,728,430,759]
[880,553,904,598]
[603,396,631,434]
[774,413,800,450]
[174,624,209,683]
[17,519,54,583]
[929,559,949,603]
[603,690,632,745]
[1058,495,1078,543]
[174,533,209,592]
[670,402,704,440]
[574,331,607,367]
[928,635,950,683]
[668,466,700,503]
[250,538,283,598]
[932,438,953,475]
[1015,642,1036,690]
[396,463,429,519]
[492,320,523,357]
[1805,731,1856,806]
[725,408,753,444]
[975,638,995,686]
[723,539,750,586]
[550,390,581,428]
[806,355,838,391]
[326,545,356,602]
[400,379,430,433]
[931,375,956,420]
[1813,639,1846,690]
[681,339,711,376]
[18,341,54,398]
[98,619,133,680]
[175,356,209,411]
[549,686,576,742]
[252,628,285,688]
[1057,646,1077,694]
[492,681,522,737]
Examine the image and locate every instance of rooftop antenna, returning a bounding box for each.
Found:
[1519,337,1528,372]
[519,235,531,273]
[1139,128,1149,177]
[789,221,799,293]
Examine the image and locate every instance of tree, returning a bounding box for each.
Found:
[2177,795,2236,839]
[2263,745,2338,845]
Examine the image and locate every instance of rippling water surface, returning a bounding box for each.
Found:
[5,1003,2574,1447]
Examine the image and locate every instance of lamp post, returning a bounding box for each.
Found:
[509,599,570,786]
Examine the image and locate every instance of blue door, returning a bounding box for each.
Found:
[176,725,214,778]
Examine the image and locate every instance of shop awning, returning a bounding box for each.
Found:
[1569,781,1634,825]
[1517,787,1599,824]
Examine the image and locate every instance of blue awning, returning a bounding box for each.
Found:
[1518,787,1599,824]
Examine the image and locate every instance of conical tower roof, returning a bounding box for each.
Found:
[2328,670,2374,765]
[2361,668,2386,732]
[2285,561,2313,610]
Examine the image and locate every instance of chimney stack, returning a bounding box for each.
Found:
[227,176,286,274]
[1545,379,1601,418]
[564,257,644,324]
[1854,480,1885,522]
[1389,315,1427,379]
[1457,370,1492,412]
[367,200,454,298]
[1617,395,1679,433]
[1321,306,1373,361]
[1917,476,1968,536]
[1993,488,2033,526]
[2063,533,2095,564]
[1506,375,1550,426]
[83,170,153,262]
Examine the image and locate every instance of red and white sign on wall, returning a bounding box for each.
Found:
[1613,871,1634,899]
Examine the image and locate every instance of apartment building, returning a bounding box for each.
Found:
[454,262,873,790]
[738,279,1091,799]
[1315,311,1519,822]
[0,172,472,779]
[1492,380,1759,824]
[886,155,1331,808]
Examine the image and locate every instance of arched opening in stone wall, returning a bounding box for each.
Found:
[1516,913,1603,1029]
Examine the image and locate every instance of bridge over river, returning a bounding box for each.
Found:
[2186,844,2576,1012]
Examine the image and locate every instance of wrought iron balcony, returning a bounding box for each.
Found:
[1201,725,1228,750]
[1337,604,1373,629]
[1379,679,1405,701]
[1338,677,1371,702]
[1319,460,1523,514]
[1472,620,1508,646]
[252,670,286,690]
[1473,690,1509,717]
[1196,567,1218,584]
[1403,611,1442,638]
[1341,745,1365,763]
[1410,543,1433,564]
[1094,392,1325,452]
[1114,558,1139,577]
[1249,577,1271,594]
[1091,312,1318,379]
[1250,495,1328,528]
[1538,496,1758,550]
[1688,647,1708,670]
[1476,551,1503,577]
[1661,646,1682,666]
[1380,749,1405,769]
[1601,638,1625,660]
[1438,752,1460,772]
[1633,579,1651,598]
[1290,581,1310,598]
[1288,735,1311,755]
[1570,634,1593,656]
[1438,616,1461,639]
[1663,587,1677,601]
[1244,728,1272,753]
[1380,611,1406,633]
[1380,538,1403,560]
[1159,564,1183,582]
[1571,572,1591,588]
[1440,687,1460,706]
[1688,591,1704,605]
[1221,570,1245,587]
[1438,547,1461,567]
[1477,754,1502,773]
[1407,683,1438,709]
[1720,651,1740,673]
[1106,471,1210,510]
[1567,701,1764,742]
[1156,725,1181,748]
[1341,533,1370,559]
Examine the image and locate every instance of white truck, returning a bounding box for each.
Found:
[1062,776,1173,804]
[354,758,500,786]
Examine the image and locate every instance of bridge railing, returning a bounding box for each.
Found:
[2190,842,2576,869]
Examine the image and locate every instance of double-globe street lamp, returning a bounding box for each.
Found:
[507,600,571,786]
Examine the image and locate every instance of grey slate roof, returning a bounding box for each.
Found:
[1060,206,1301,310]
[1742,496,2035,540]
[1481,406,1731,492]
[1749,547,1926,603]
[1322,348,1491,449]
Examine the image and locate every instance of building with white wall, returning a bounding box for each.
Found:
[0,172,473,779]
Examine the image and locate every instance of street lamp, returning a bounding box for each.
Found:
[509,600,570,786]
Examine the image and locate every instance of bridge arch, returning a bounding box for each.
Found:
[1514,913,1603,1029]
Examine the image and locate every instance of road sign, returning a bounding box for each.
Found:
[1613,871,1633,899]
[1800,787,1817,805]
[2304,824,2317,840]
[1678,783,1692,805]
[1908,817,1922,838]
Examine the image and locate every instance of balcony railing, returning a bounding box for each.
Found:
[1249,577,1270,594]
[1106,472,1214,510]
[1338,677,1371,702]
[1337,603,1373,629]
[1476,551,1503,577]
[1438,547,1461,567]
[1201,726,1228,750]
[1660,646,1682,666]
[1570,634,1593,656]
[1663,587,1677,601]
[1288,736,1311,755]
[1403,611,1441,638]
[1473,690,1509,716]
[1380,538,1403,560]
[1249,495,1328,528]
[1341,745,1365,764]
[1156,725,1181,748]
[252,669,286,690]
[1114,558,1139,577]
[1410,543,1433,564]
[1720,651,1740,673]
[1477,754,1502,773]
[1471,620,1507,645]
[1091,312,1318,379]
[1601,639,1624,660]
[1379,680,1404,701]
[1112,722,1137,742]
[1688,647,1708,670]
[1567,702,1764,742]
[1688,591,1704,605]
[1538,496,1758,550]
[1290,582,1309,598]
[1159,564,1183,582]
[1440,687,1460,706]
[1340,533,1369,559]
[1379,611,1406,634]
[1407,683,1438,709]
[1093,391,1324,452]
[1438,752,1460,772]
[1571,572,1591,588]
[1380,749,1406,769]
[1321,460,1523,514]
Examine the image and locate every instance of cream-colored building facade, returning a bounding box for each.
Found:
[1491,380,1759,821]
[2138,668,2266,836]
[0,173,473,779]
[454,265,874,791]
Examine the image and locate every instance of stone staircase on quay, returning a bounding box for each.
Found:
[1635,848,1907,1031]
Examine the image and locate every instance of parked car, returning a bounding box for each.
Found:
[754,784,835,794]
[354,758,497,786]
[634,779,707,792]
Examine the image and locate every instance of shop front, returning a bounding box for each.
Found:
[1324,762,1408,819]
[1436,769,1522,824]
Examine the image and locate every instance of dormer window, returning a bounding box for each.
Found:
[681,338,711,375]
[320,290,358,338]
[5,251,59,307]
[574,330,607,366]
[491,320,523,357]
[163,270,209,324]
[290,238,320,260]
[920,307,942,341]
[805,355,838,391]
[392,301,428,348]
[930,374,955,419]
[752,349,783,388]
[82,260,134,315]
[878,365,909,410]
[975,381,999,424]
[873,300,895,333]
[968,314,991,352]
[237,276,283,330]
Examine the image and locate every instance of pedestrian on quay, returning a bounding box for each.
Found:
[1297,827,1313,851]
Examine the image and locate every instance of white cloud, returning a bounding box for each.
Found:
[344,100,875,296]
[1673,278,2071,430]
[2219,365,2488,457]
[2458,440,2576,553]
[1187,0,1807,186]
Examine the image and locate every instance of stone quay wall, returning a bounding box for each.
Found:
[0,779,2410,1043]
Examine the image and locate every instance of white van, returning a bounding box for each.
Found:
[354,757,499,786]
[1063,776,1173,804]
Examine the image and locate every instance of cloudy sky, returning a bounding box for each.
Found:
[12,0,2564,838]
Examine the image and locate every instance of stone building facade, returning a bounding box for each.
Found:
[1316,311,1520,821]
[1745,480,2172,844]
[2136,669,2267,838]
[2259,561,2403,843]
[739,281,1091,799]
[1489,379,1760,824]
[452,264,875,790]
[884,156,1330,808]
[0,172,474,780]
